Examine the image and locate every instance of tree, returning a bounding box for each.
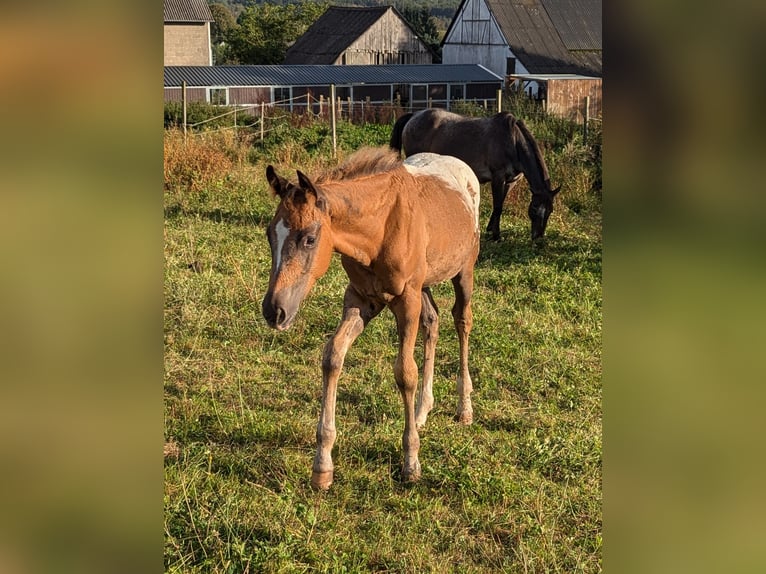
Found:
[229,1,328,65]
[210,3,239,64]
[396,2,443,62]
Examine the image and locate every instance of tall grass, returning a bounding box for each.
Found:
[164,111,601,572]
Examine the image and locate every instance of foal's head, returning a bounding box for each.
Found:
[528,186,560,242]
[262,166,333,331]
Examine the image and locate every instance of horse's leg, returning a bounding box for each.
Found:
[486,175,521,241]
[389,286,423,482]
[312,286,383,490]
[486,174,507,241]
[415,288,439,429]
[451,264,475,425]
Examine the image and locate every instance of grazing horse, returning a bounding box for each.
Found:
[262,147,480,490]
[390,108,560,241]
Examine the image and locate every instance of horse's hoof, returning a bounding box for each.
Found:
[310,470,333,491]
[456,411,473,425]
[402,462,422,483]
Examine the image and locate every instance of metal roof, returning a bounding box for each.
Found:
[510,73,600,81]
[445,0,601,77]
[163,0,214,23]
[285,7,393,65]
[541,0,601,51]
[164,65,503,88]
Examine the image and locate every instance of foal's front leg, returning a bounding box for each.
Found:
[390,287,423,482]
[312,286,382,490]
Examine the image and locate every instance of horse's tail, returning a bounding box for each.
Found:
[389,112,414,152]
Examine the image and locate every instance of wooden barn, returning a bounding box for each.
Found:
[164,0,214,66]
[163,64,502,111]
[510,74,602,121]
[284,6,433,65]
[441,0,601,104]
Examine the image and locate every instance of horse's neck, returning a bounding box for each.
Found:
[515,128,551,193]
[326,179,393,266]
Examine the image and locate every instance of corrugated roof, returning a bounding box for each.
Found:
[446,0,601,76]
[285,7,392,65]
[541,0,601,50]
[164,65,503,87]
[163,0,214,23]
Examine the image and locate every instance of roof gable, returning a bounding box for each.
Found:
[445,0,601,76]
[164,0,214,23]
[284,6,421,65]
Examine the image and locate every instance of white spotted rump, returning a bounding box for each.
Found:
[403,153,481,230]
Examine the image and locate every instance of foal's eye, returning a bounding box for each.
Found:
[303,235,317,248]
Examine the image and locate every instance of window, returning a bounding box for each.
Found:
[209,87,227,105]
[450,84,465,100]
[274,87,291,104]
[411,85,427,101]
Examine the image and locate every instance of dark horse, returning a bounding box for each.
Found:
[390,108,560,241]
[262,147,480,489]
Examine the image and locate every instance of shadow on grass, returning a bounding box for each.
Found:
[477,226,601,276]
[164,204,273,227]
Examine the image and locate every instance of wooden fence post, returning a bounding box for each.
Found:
[584,96,591,140]
[260,101,265,145]
[330,84,337,159]
[182,80,187,143]
[497,89,502,113]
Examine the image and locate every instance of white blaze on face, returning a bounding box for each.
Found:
[404,153,481,231]
[274,218,290,271]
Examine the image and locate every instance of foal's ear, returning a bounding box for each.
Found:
[296,170,327,211]
[551,185,562,197]
[266,165,289,198]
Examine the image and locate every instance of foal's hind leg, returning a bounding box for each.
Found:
[415,288,439,429]
[451,266,475,424]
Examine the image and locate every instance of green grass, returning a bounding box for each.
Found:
[164,121,601,573]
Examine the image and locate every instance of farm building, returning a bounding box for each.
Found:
[510,74,602,121]
[163,64,503,111]
[284,6,433,65]
[442,0,601,100]
[164,0,214,66]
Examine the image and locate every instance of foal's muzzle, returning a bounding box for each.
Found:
[262,286,305,331]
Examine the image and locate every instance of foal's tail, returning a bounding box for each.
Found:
[389,112,414,152]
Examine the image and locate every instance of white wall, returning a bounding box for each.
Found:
[442,0,541,94]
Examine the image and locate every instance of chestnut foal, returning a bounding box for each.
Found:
[262,148,480,489]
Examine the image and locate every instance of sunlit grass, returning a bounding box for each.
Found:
[164,122,601,573]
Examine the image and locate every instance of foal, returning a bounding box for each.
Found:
[261,148,480,489]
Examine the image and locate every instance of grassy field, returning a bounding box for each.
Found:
[164,115,601,572]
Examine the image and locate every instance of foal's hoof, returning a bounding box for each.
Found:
[456,411,473,425]
[402,461,422,483]
[310,470,334,491]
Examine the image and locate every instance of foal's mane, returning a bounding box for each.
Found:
[316,147,403,183]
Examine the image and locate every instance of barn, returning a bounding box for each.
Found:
[441,0,601,108]
[510,73,602,121]
[163,64,503,112]
[163,0,214,66]
[284,6,433,65]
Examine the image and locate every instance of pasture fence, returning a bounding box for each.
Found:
[165,84,600,157]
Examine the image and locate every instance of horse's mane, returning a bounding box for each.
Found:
[316,146,403,183]
[514,119,551,183]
